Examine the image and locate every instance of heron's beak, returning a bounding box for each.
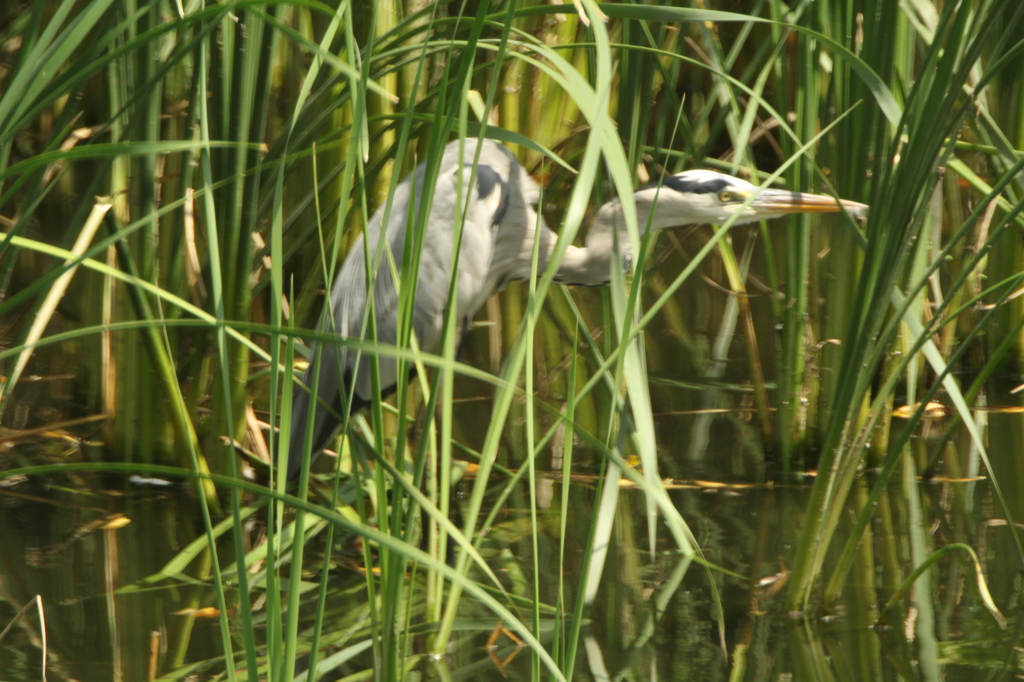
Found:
[750,188,869,219]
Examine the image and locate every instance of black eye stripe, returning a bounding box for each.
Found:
[657,176,731,195]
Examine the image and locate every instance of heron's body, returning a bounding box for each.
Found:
[282,138,866,478]
[327,140,532,397]
[288,139,544,467]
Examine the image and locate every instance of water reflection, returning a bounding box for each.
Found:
[0,466,222,681]
[2,443,1018,680]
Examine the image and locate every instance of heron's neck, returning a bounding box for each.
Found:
[562,189,686,285]
[551,244,615,287]
[595,185,702,236]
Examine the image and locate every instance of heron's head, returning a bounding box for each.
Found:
[578,168,868,286]
[645,169,868,227]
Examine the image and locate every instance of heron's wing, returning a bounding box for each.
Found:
[280,154,417,478]
[407,153,514,348]
[283,139,520,477]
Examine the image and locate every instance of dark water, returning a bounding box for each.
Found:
[0,469,223,681]
[2,415,1021,681]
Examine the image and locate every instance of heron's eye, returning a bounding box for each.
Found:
[718,191,733,203]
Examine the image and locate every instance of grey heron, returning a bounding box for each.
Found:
[280,137,866,479]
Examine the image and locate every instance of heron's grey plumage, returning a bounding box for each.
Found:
[285,139,552,477]
[281,139,867,479]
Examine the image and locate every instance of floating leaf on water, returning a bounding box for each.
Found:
[891,402,948,419]
[173,607,221,618]
[976,405,1024,414]
[924,476,986,483]
[99,515,131,530]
